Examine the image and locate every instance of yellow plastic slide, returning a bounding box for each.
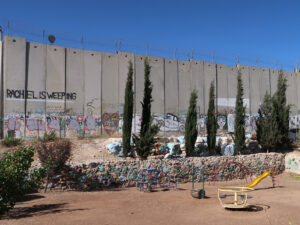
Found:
[245,171,272,188]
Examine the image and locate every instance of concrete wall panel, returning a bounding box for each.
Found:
[3,36,26,115]
[101,53,119,135]
[204,62,216,114]
[285,71,297,113]
[27,43,46,115]
[26,43,47,138]
[46,45,65,114]
[249,66,261,114]
[226,65,238,114]
[191,60,205,114]
[66,48,84,116]
[270,69,278,97]
[260,67,271,101]
[149,56,164,115]
[134,54,145,115]
[238,65,250,113]
[101,52,118,113]
[217,64,228,114]
[3,36,26,138]
[164,59,178,115]
[84,50,102,135]
[118,52,134,114]
[178,60,191,116]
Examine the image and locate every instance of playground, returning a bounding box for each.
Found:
[1,173,299,225]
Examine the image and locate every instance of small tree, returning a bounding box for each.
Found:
[185,90,198,157]
[37,139,72,192]
[272,70,290,148]
[207,81,216,155]
[122,61,134,157]
[234,70,245,154]
[256,92,275,152]
[133,58,159,160]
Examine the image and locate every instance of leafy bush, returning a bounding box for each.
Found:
[0,146,42,217]
[2,137,22,147]
[41,130,57,142]
[37,139,72,192]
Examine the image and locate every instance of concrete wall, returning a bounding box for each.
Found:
[1,35,300,138]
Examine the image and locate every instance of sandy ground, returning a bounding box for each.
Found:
[1,173,300,225]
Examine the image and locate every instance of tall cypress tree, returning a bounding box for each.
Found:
[122,61,134,157]
[256,92,275,152]
[185,90,198,157]
[234,70,245,154]
[133,58,159,160]
[207,81,216,155]
[272,70,290,147]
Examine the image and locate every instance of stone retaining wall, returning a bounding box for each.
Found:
[285,151,300,174]
[47,153,285,191]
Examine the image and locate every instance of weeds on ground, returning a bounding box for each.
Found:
[40,130,57,142]
[2,137,22,147]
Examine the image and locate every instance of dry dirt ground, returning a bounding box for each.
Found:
[1,173,300,225]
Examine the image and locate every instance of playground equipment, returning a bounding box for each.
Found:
[218,186,254,209]
[218,171,276,209]
[191,167,206,199]
[136,169,177,192]
[245,171,273,188]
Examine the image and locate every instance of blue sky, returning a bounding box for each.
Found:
[1,0,299,70]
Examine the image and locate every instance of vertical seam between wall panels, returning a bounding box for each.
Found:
[269,69,271,95]
[100,53,103,136]
[117,53,120,135]
[176,59,179,133]
[163,58,166,137]
[64,48,67,138]
[215,64,218,114]
[24,42,30,138]
[44,44,47,134]
[133,55,136,134]
[0,41,3,138]
[203,62,205,114]
[248,67,251,114]
[82,50,86,136]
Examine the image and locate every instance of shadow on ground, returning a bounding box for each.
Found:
[3,203,86,220]
[18,194,45,203]
[226,204,270,212]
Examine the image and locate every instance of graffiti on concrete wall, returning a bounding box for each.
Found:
[289,115,300,129]
[217,115,227,130]
[102,113,119,135]
[227,114,235,132]
[26,119,45,131]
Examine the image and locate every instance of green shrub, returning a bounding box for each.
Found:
[41,130,57,142]
[2,137,22,147]
[0,146,43,217]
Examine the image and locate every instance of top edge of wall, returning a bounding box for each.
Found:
[4,35,296,74]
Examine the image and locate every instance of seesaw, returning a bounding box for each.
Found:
[218,171,274,209]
